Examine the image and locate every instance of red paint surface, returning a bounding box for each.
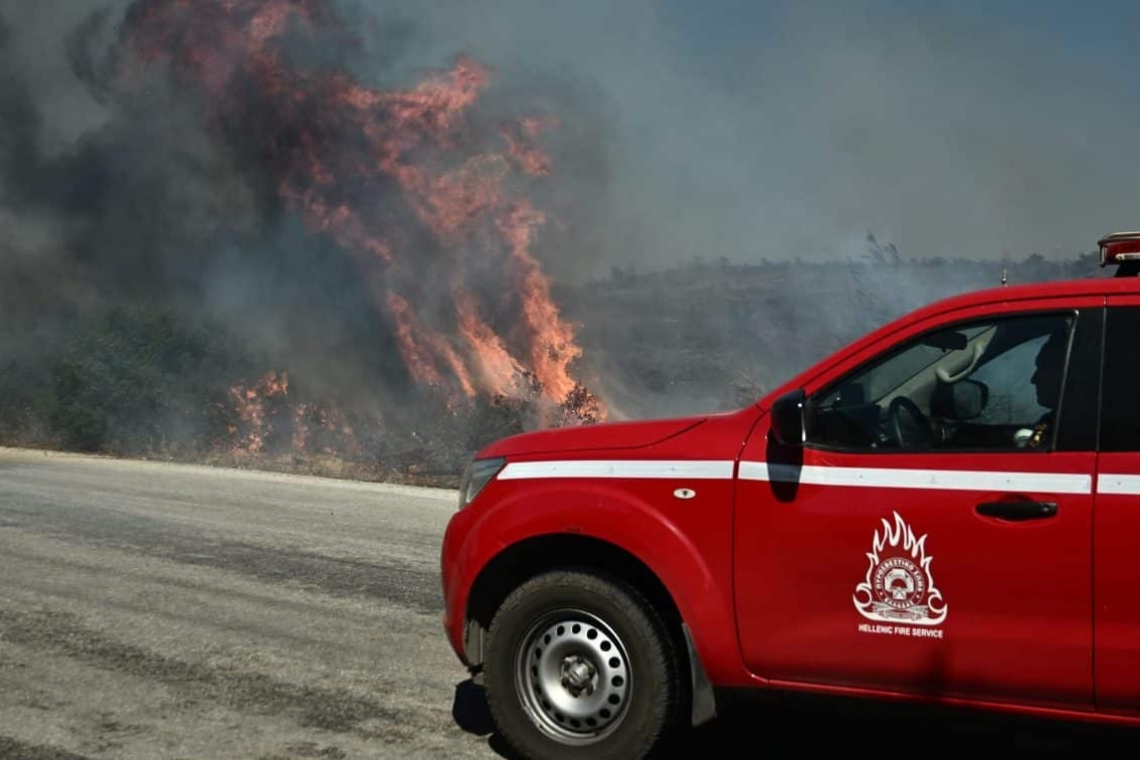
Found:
[440,271,1140,725]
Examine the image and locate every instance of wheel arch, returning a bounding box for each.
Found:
[463,533,717,726]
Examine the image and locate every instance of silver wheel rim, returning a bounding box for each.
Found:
[514,608,632,745]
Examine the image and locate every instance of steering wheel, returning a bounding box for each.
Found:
[888,397,933,449]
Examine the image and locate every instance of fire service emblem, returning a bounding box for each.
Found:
[854,511,947,626]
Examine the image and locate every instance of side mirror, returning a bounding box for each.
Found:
[769,388,806,447]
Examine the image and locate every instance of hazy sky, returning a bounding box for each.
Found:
[5,0,1139,271]
[386,0,1140,268]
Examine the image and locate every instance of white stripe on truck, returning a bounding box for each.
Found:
[1097,474,1140,495]
[497,460,735,480]
[738,461,1092,494]
[497,458,1099,495]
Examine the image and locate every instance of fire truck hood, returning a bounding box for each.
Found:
[476,414,709,458]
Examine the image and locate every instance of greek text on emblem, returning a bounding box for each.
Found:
[854,511,947,625]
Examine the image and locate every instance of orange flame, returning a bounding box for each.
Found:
[228,369,289,454]
[119,0,605,422]
[385,290,475,404]
[500,116,559,176]
[499,201,583,401]
[455,289,526,396]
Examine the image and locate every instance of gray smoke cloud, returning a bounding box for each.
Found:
[0,0,1121,437]
[0,0,633,439]
[353,0,1134,271]
[5,1,1132,278]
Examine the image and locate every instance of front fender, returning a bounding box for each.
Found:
[450,477,750,686]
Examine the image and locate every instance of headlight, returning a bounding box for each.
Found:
[458,456,506,509]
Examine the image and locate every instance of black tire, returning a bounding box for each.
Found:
[483,569,683,760]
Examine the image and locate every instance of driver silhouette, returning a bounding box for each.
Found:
[1023,330,1067,448]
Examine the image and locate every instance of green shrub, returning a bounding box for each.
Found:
[46,305,253,456]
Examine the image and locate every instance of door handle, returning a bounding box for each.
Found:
[975,500,1058,521]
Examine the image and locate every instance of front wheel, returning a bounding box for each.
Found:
[483,570,683,760]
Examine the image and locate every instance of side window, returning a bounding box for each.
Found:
[803,312,1075,452]
[1100,307,1140,452]
[968,335,1054,425]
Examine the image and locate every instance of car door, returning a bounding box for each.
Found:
[734,297,1101,709]
[1095,297,1140,716]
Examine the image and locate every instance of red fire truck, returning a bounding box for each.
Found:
[440,231,1140,759]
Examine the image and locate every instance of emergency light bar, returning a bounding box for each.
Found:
[1097,231,1140,276]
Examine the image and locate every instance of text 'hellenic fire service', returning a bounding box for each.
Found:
[854,511,947,639]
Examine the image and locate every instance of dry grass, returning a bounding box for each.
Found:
[196,449,463,488]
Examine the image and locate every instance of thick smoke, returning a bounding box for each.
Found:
[337,1,1140,270]
[0,1,1115,463]
[1,1,623,453]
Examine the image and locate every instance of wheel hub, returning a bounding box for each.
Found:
[560,656,596,695]
[515,611,631,744]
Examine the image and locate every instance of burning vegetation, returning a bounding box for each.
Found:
[0,0,610,483]
[119,0,601,415]
[0,3,1102,485]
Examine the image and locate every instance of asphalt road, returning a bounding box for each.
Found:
[0,446,1136,759]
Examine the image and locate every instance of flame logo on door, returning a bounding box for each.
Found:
[854,511,947,625]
